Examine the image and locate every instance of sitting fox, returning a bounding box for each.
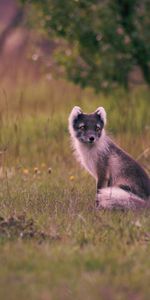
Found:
[68,106,150,210]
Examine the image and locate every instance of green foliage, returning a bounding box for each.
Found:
[21,0,150,91]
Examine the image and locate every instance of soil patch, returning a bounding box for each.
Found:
[0,214,60,243]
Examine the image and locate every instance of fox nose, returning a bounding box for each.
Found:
[89,136,95,143]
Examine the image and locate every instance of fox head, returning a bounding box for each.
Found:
[68,106,106,145]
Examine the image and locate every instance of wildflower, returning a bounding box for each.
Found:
[134,220,142,228]
[48,167,52,174]
[69,175,75,181]
[23,169,29,175]
[124,35,130,45]
[116,26,124,35]
[32,53,39,61]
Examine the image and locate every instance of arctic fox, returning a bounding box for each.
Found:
[68,106,150,210]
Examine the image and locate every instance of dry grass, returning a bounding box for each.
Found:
[0,77,149,300]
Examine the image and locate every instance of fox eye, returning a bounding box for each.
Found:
[96,124,101,131]
[78,124,85,130]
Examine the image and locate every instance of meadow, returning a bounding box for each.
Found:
[0,77,150,300]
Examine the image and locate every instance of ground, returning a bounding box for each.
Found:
[0,78,149,300]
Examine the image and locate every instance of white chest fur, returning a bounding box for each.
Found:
[74,140,99,179]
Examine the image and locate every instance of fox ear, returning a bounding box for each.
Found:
[95,107,106,125]
[68,106,82,123]
[68,106,82,136]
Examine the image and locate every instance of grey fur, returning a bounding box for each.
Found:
[68,106,150,210]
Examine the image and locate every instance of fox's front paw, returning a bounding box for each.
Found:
[95,193,107,209]
[95,191,114,210]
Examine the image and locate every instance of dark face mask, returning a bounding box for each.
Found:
[73,113,104,145]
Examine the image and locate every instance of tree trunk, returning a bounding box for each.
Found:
[0,8,24,54]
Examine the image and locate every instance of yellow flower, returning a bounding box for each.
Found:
[69,175,75,181]
[23,169,29,175]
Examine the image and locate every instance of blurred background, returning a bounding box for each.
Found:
[0,0,150,88]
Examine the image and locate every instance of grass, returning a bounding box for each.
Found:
[0,77,150,300]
